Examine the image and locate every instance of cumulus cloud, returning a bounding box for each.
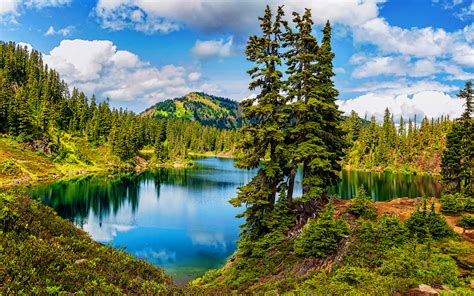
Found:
[191,37,233,60]
[94,0,383,34]
[353,18,474,68]
[44,25,74,36]
[43,39,218,107]
[339,80,464,121]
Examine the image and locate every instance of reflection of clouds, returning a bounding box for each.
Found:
[135,248,177,264]
[189,231,226,250]
[82,222,134,242]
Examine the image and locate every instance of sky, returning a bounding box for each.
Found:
[0,0,473,121]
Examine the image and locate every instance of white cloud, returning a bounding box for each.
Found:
[191,37,233,60]
[351,54,474,80]
[348,79,458,95]
[352,56,409,78]
[44,25,74,36]
[354,18,453,58]
[339,79,464,121]
[338,90,464,122]
[188,72,201,82]
[17,41,33,51]
[43,39,216,106]
[0,0,71,23]
[94,0,384,34]
[0,0,18,15]
[353,18,474,69]
[457,2,474,20]
[24,0,71,9]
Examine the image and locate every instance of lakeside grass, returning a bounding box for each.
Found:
[0,190,173,294]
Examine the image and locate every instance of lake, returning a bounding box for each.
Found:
[30,157,441,283]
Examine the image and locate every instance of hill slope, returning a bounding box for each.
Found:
[142,92,242,129]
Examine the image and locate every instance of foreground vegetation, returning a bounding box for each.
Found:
[193,197,473,294]
[0,190,173,294]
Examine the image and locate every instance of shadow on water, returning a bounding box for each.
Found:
[29,157,441,283]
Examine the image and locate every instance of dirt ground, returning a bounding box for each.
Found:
[335,197,474,242]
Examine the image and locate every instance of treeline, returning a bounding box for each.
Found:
[342,109,453,173]
[0,41,237,162]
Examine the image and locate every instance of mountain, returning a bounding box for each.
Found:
[142,92,242,129]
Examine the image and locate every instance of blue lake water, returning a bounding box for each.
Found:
[30,157,441,283]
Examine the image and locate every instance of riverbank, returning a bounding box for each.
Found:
[0,136,198,189]
[344,163,439,176]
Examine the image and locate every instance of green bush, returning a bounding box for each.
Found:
[378,244,461,287]
[440,193,465,215]
[346,214,409,268]
[456,215,474,232]
[405,200,456,241]
[464,197,474,213]
[348,186,377,220]
[294,203,349,257]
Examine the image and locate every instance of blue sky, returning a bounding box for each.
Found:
[0,0,473,120]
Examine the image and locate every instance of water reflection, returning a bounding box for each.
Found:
[30,157,441,283]
[331,169,442,201]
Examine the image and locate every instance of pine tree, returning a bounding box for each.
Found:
[311,20,347,198]
[441,81,473,194]
[231,5,287,237]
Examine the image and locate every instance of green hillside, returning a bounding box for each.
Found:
[142,92,242,129]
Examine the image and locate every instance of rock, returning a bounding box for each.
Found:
[74,259,88,264]
[403,284,438,296]
[440,285,451,292]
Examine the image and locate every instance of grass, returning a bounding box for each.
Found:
[0,191,173,294]
[0,135,129,188]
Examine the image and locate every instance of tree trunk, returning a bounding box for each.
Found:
[287,163,296,205]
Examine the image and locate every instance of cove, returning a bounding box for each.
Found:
[30,157,441,284]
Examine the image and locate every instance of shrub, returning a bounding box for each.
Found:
[378,244,461,287]
[456,215,474,232]
[346,214,409,268]
[0,160,22,176]
[405,200,456,241]
[440,193,465,215]
[464,197,474,213]
[294,203,349,257]
[348,186,377,220]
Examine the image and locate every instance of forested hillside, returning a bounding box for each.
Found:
[342,109,453,174]
[0,41,237,173]
[142,92,242,129]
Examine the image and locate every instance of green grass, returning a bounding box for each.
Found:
[0,135,128,187]
[0,191,173,294]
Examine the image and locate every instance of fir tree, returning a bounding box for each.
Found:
[231,5,287,237]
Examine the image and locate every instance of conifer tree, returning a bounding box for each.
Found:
[441,81,473,194]
[231,5,287,236]
[311,21,347,198]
